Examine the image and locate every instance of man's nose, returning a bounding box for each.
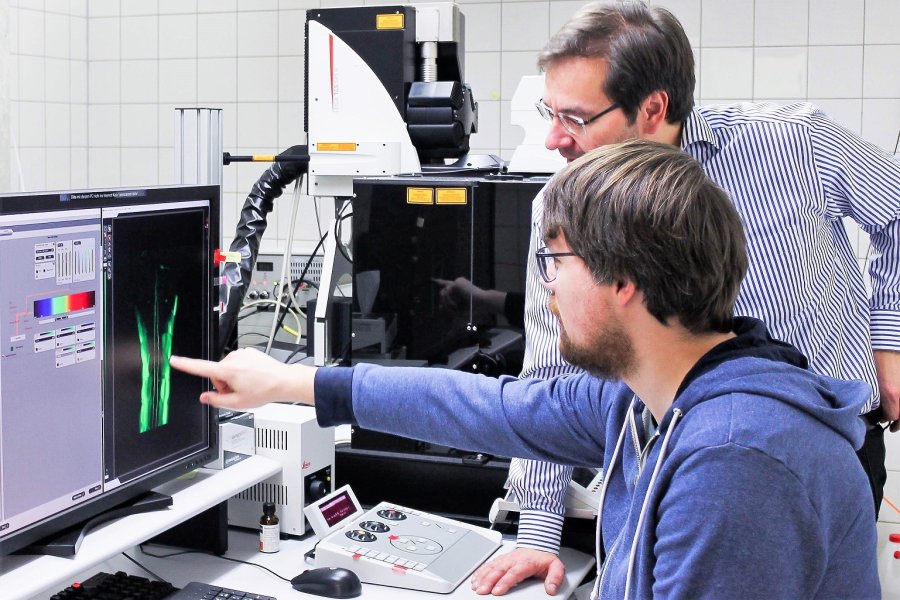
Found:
[544,118,574,152]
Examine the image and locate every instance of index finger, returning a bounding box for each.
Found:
[170,355,221,379]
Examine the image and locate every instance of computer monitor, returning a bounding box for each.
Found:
[0,185,220,556]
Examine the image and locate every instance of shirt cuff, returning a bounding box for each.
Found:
[313,366,357,427]
[514,509,564,555]
[870,310,900,352]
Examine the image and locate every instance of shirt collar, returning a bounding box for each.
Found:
[679,107,718,153]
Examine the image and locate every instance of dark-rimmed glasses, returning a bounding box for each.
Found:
[535,99,620,137]
[535,246,577,283]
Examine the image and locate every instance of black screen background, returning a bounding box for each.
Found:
[104,208,209,483]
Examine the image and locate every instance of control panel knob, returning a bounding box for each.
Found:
[307,479,330,502]
[346,529,377,543]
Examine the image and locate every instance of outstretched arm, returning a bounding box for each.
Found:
[172,351,613,467]
[170,348,316,409]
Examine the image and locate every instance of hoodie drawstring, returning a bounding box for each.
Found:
[591,396,636,600]
[623,407,683,600]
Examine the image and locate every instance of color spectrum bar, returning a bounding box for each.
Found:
[34,291,96,318]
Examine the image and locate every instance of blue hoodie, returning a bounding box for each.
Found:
[314,318,879,599]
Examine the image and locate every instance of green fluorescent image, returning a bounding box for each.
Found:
[137,270,179,433]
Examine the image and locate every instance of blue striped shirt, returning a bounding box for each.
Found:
[509,102,900,554]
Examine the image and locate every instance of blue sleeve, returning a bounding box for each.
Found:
[348,363,611,467]
[313,366,357,427]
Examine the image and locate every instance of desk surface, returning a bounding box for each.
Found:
[80,528,595,600]
[0,456,281,600]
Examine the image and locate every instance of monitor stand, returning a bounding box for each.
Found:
[19,492,173,558]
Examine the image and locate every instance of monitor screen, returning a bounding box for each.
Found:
[0,185,220,556]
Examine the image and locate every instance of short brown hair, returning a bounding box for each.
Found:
[542,140,747,334]
[538,1,695,124]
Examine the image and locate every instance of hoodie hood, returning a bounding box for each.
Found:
[664,316,870,450]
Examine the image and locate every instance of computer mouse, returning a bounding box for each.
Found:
[291,566,362,598]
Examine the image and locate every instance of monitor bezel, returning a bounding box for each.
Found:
[0,184,221,557]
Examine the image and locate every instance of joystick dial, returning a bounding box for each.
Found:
[377,508,407,521]
[346,529,377,543]
[360,520,390,533]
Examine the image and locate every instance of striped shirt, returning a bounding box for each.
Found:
[509,102,900,554]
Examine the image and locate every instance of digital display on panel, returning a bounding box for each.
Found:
[320,491,359,527]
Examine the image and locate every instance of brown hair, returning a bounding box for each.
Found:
[538,1,695,124]
[542,140,747,333]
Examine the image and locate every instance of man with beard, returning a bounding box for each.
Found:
[171,140,879,599]
[488,2,900,595]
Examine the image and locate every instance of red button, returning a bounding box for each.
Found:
[890,533,900,543]
[894,551,900,560]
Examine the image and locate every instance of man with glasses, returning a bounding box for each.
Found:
[473,0,900,596]
[170,141,880,599]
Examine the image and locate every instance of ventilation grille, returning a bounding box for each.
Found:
[257,426,289,451]
[233,480,289,505]
[291,255,323,287]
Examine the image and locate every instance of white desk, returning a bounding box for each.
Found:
[75,528,595,599]
[0,455,281,600]
[2,452,595,599]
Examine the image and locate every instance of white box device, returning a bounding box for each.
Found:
[304,485,502,594]
[228,404,334,535]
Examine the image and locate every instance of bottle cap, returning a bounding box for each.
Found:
[263,502,276,515]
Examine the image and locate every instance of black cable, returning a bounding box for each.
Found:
[281,200,352,354]
[138,544,292,583]
[284,345,308,364]
[237,310,268,322]
[219,145,309,353]
[335,212,354,266]
[121,551,170,583]
[314,197,324,240]
[273,230,329,342]
[237,331,270,342]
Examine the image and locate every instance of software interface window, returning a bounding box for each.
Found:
[0,199,211,545]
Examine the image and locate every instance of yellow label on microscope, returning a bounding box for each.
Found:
[407,188,434,204]
[376,14,405,30]
[436,188,467,204]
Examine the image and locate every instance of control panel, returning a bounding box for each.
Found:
[305,485,502,593]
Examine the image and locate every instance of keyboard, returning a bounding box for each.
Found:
[166,582,276,600]
[51,571,276,600]
[51,571,176,599]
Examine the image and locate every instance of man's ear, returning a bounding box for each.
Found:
[613,280,638,306]
[638,90,669,135]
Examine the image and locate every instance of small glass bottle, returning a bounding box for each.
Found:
[259,502,280,553]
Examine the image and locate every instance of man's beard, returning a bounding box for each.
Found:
[549,295,635,380]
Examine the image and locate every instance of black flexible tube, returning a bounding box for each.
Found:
[219,145,309,354]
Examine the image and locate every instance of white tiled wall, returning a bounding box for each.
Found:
[2,0,899,251]
[1,0,900,581]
